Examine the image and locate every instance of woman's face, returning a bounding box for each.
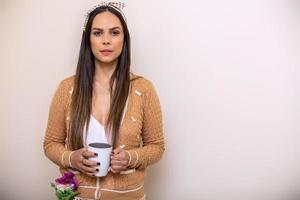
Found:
[90,11,124,65]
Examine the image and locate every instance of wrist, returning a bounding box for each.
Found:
[61,150,74,168]
[68,151,75,168]
[125,150,139,168]
[125,150,131,168]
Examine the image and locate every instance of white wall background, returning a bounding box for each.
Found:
[0,0,299,199]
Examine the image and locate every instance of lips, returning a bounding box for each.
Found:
[100,49,113,56]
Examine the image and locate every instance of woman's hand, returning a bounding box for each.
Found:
[70,148,100,177]
[110,146,130,173]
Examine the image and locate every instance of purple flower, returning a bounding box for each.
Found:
[69,179,78,191]
[55,172,78,191]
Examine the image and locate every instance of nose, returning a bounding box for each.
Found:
[102,33,111,45]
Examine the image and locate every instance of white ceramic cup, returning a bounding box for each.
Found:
[88,142,112,177]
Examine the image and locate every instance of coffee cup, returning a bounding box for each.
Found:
[88,142,112,177]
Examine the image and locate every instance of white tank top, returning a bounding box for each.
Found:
[84,115,111,147]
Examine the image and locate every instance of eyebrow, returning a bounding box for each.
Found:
[91,27,121,31]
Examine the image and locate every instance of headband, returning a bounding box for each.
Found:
[83,2,126,31]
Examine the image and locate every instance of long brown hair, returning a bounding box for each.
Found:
[68,6,131,150]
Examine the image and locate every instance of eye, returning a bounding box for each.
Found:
[93,31,102,36]
[111,30,120,36]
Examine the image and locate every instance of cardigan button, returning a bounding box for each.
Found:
[131,116,136,122]
[135,90,142,96]
[69,87,73,94]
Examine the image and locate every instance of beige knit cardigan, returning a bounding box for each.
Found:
[43,74,165,199]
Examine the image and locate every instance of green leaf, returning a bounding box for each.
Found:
[65,192,80,200]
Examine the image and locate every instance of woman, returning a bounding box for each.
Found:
[43,2,165,200]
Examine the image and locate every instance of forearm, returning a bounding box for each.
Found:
[126,79,165,169]
[43,79,73,168]
[43,135,73,168]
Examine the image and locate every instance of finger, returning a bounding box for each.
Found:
[83,171,96,177]
[111,149,125,158]
[88,173,96,177]
[82,149,98,158]
[110,166,121,173]
[83,158,100,167]
[111,160,126,166]
[79,161,98,173]
[113,146,123,155]
[110,156,123,163]
[111,151,126,161]
[111,164,126,171]
[111,162,128,172]
[110,169,120,173]
[110,155,118,160]
[110,168,118,173]
[80,147,87,152]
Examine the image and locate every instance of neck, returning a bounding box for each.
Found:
[94,59,118,84]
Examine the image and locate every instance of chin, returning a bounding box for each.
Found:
[97,57,118,64]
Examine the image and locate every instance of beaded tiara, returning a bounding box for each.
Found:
[83,2,126,31]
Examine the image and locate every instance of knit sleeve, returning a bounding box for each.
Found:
[127,80,165,169]
[43,80,73,168]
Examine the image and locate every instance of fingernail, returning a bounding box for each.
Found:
[96,169,99,172]
[97,162,100,166]
[94,153,98,156]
